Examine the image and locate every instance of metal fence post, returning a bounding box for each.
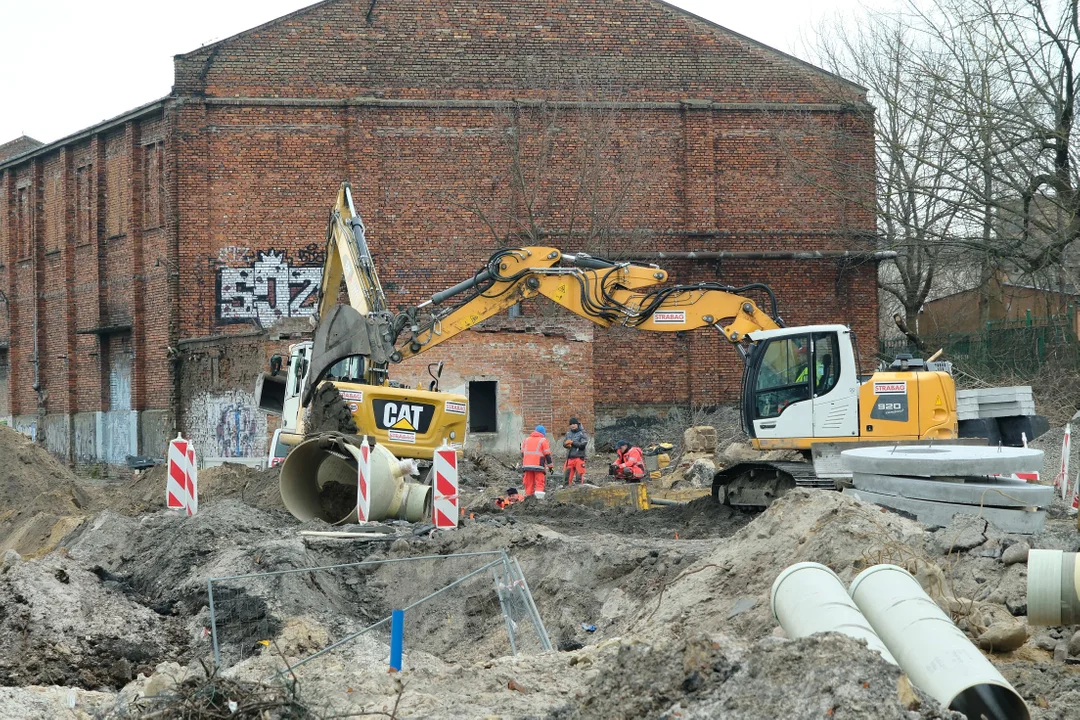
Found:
[207,578,221,667]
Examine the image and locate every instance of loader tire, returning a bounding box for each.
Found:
[304,383,358,434]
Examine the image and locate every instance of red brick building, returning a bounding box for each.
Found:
[0,0,878,462]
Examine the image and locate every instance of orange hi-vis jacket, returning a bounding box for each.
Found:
[521,431,553,471]
[615,445,646,478]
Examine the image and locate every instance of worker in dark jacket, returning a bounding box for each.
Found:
[610,440,646,481]
[521,425,553,497]
[562,417,588,485]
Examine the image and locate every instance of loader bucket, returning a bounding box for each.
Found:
[278,432,431,524]
[301,304,395,406]
[254,372,286,415]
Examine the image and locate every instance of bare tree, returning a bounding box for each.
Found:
[809,14,968,329]
[909,0,1080,280]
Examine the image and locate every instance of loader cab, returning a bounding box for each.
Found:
[281,342,312,431]
[741,325,860,445]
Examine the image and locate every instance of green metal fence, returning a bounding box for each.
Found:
[879,313,1080,376]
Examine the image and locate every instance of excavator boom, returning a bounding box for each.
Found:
[391,246,783,361]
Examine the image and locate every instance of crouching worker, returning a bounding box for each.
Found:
[521,425,554,497]
[495,488,523,509]
[609,440,646,482]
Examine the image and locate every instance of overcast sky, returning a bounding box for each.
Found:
[0,0,866,146]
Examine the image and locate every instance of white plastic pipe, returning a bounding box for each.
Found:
[770,562,896,664]
[850,564,1029,720]
[279,434,430,524]
[1027,549,1080,626]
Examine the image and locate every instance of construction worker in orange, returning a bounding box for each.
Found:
[610,440,646,482]
[521,425,554,497]
[562,417,588,485]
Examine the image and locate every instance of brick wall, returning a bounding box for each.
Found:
[0,0,878,458]
[395,317,594,452]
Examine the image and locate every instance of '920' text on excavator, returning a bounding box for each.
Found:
[257,181,962,516]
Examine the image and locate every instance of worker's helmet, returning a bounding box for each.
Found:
[535,425,546,435]
[616,440,630,451]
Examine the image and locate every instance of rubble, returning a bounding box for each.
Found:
[1,418,1079,719]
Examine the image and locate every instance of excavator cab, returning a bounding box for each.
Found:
[741,325,861,448]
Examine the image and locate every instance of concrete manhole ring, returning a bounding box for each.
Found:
[840,444,1043,477]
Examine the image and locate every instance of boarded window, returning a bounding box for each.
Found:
[16,185,31,259]
[104,135,127,238]
[76,164,94,245]
[468,380,497,433]
[142,142,164,229]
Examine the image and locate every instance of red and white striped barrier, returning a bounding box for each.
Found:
[357,436,371,523]
[167,433,198,515]
[432,442,459,529]
[1055,424,1071,499]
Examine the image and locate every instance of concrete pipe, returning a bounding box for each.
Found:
[850,564,1029,720]
[279,432,431,524]
[770,562,896,665]
[1027,549,1080,626]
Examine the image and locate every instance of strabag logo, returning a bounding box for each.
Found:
[445,400,467,415]
[387,429,417,444]
[340,390,363,413]
[653,311,686,324]
[873,381,907,395]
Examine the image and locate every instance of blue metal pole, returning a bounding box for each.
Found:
[390,609,404,671]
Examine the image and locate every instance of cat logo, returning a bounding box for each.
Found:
[373,399,434,434]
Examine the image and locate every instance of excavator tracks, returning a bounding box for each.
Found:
[712,461,837,510]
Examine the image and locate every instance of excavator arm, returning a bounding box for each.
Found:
[302,183,397,405]
[304,182,784,403]
[390,246,784,361]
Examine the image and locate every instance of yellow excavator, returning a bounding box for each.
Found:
[259,181,960,511]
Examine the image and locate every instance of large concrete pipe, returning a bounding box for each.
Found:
[1027,549,1080,625]
[279,432,430,524]
[850,565,1029,720]
[770,562,896,665]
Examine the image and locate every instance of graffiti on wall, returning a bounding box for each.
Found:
[216,245,326,327]
[186,390,268,459]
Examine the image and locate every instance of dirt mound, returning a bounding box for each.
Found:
[634,489,931,643]
[0,552,183,690]
[0,425,97,557]
[575,633,960,720]
[114,463,283,515]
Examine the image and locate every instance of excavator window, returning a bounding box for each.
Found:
[812,332,840,396]
[753,335,811,419]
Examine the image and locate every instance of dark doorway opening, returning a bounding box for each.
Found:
[468,381,497,432]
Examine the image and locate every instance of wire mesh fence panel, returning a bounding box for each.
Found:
[207,550,548,682]
[879,320,1080,378]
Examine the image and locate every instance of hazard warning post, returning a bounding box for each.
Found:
[166,433,199,516]
[356,436,372,522]
[432,442,459,529]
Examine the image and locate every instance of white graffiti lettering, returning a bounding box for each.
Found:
[217,250,321,327]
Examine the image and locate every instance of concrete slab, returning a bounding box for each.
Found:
[552,483,649,511]
[851,472,1054,508]
[841,445,1042,477]
[844,487,1047,534]
[810,438,987,479]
